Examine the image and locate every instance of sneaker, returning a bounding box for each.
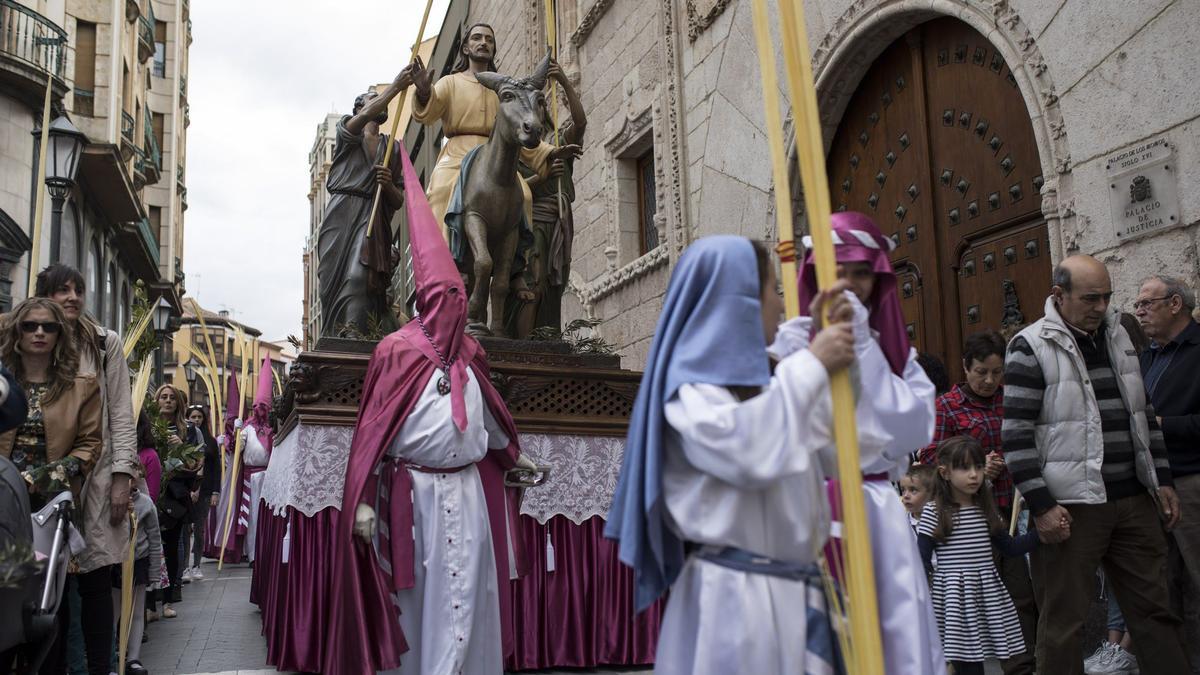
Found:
[144,609,159,624]
[190,566,204,581]
[125,659,150,675]
[181,567,193,583]
[162,604,177,619]
[1085,641,1138,675]
[1108,645,1139,675]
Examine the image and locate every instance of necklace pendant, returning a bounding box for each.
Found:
[437,376,451,396]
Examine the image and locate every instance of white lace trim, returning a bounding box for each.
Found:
[260,424,354,517]
[260,425,626,524]
[517,434,625,525]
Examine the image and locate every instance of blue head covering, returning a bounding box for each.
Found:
[604,235,772,611]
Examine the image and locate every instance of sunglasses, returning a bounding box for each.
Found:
[20,321,61,334]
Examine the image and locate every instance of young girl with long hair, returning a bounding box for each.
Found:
[917,436,1041,675]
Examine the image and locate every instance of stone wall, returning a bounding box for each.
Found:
[0,95,35,296]
[471,0,1200,369]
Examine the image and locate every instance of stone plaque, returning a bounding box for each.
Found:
[1106,137,1181,241]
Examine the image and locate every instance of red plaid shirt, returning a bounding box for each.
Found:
[918,384,1013,510]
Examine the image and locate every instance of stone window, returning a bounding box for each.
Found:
[607,108,656,265]
[73,22,96,116]
[636,151,659,255]
[87,240,102,321]
[153,20,167,78]
[106,263,117,328]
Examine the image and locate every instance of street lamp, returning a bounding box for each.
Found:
[184,357,199,405]
[150,297,173,386]
[33,115,88,264]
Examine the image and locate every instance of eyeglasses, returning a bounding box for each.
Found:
[1132,296,1171,312]
[19,321,61,334]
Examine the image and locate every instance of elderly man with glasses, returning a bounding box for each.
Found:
[1136,274,1200,673]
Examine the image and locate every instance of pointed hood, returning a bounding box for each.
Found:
[223,368,240,442]
[398,141,470,431]
[251,351,274,450]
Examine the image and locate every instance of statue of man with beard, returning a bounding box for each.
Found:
[316,66,415,340]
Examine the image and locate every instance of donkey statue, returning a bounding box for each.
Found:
[457,51,567,337]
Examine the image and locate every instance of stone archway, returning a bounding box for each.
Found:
[788,0,1078,264]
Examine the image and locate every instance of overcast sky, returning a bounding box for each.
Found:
[184,0,451,342]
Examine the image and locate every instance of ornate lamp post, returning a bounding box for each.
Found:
[34,115,87,264]
[184,356,198,404]
[150,297,173,386]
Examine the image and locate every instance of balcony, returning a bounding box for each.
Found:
[120,110,135,151]
[186,18,192,45]
[183,102,190,127]
[137,15,153,62]
[0,0,67,103]
[179,75,187,101]
[131,145,147,189]
[136,216,160,267]
[142,106,161,183]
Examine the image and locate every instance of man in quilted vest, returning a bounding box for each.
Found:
[1002,254,1186,675]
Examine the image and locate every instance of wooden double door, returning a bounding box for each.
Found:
[825,18,1051,371]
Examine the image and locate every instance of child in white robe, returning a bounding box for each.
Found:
[606,235,856,675]
[779,211,943,675]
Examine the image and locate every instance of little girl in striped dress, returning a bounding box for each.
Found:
[917,436,1041,675]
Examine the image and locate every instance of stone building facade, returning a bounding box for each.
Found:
[459,0,1199,370]
[0,0,190,323]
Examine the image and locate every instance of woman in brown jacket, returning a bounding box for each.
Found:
[0,297,102,673]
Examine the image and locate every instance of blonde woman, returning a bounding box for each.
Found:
[0,298,102,673]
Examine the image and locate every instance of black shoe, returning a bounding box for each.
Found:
[126,659,150,675]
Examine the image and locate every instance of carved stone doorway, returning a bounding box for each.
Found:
[825,17,1051,371]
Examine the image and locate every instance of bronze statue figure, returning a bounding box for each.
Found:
[510,58,587,337]
[315,67,413,340]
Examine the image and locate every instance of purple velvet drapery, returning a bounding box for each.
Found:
[505,514,664,670]
[252,505,339,673]
[252,505,663,672]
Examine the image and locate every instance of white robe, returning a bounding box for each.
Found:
[772,296,944,675]
[381,368,508,675]
[240,425,270,563]
[655,348,836,675]
[211,424,272,561]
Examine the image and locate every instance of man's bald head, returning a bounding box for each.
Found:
[1052,255,1113,333]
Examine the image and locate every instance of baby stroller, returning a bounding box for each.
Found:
[0,455,76,673]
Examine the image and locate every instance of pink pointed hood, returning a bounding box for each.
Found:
[251,352,274,450]
[398,142,470,431]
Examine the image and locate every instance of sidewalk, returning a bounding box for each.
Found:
[138,561,268,675]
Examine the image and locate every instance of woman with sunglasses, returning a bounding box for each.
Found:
[0,298,102,672]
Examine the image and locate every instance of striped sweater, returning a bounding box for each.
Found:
[1003,323,1172,514]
